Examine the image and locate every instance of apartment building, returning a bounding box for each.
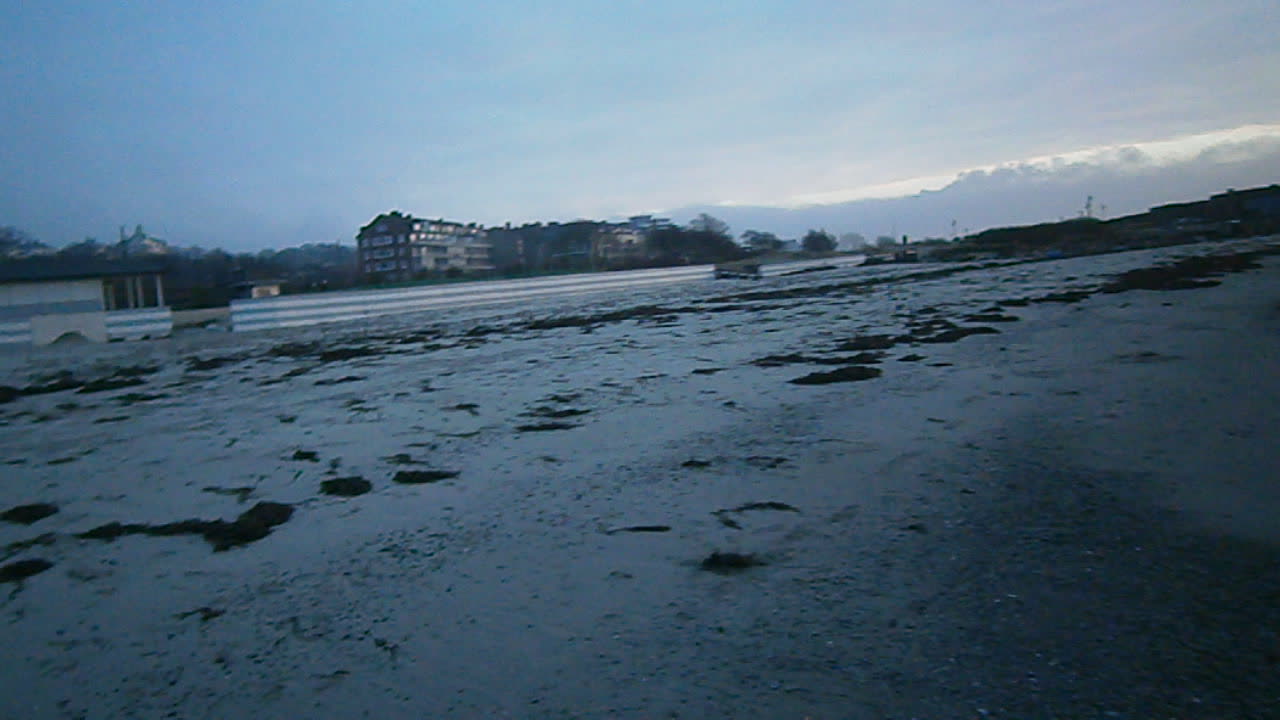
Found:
[357,211,493,282]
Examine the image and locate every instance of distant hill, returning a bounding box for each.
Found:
[923,184,1280,261]
[667,134,1280,241]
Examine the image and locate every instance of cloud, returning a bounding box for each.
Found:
[669,127,1280,239]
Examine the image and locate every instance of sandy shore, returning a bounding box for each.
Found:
[2,238,1278,718]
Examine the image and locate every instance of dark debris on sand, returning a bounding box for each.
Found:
[516,421,580,432]
[699,551,765,573]
[714,501,800,529]
[745,456,788,469]
[392,469,459,484]
[112,365,159,378]
[605,525,672,535]
[76,375,146,394]
[76,501,295,552]
[3,533,56,558]
[523,406,591,419]
[833,334,897,352]
[16,372,84,398]
[186,355,246,372]
[1102,251,1265,293]
[67,365,160,395]
[267,341,321,358]
[318,345,384,363]
[753,352,884,368]
[0,558,53,582]
[789,366,882,385]
[1031,290,1093,304]
[174,606,225,622]
[314,375,365,386]
[911,326,1000,344]
[202,486,254,503]
[730,501,800,513]
[1,503,59,525]
[265,342,390,363]
[321,477,372,497]
[115,392,167,405]
[527,305,683,331]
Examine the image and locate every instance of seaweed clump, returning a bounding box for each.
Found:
[699,552,765,573]
[789,366,882,385]
[1,503,58,525]
[76,501,294,552]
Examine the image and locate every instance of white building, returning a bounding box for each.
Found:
[0,260,173,346]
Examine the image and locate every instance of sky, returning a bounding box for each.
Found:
[1,1,1278,251]
[679,128,1280,241]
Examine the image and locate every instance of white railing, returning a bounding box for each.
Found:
[0,319,32,345]
[0,308,172,345]
[230,255,870,333]
[760,254,867,276]
[231,265,716,332]
[105,307,173,340]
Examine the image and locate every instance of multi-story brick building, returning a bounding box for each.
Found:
[357,211,493,282]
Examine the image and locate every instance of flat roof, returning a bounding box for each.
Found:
[0,259,166,284]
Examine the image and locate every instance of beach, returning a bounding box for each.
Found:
[2,238,1278,718]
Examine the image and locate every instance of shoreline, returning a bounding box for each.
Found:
[1,237,1277,717]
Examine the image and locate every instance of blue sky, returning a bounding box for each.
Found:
[2,1,1277,250]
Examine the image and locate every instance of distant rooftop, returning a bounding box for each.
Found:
[0,258,166,284]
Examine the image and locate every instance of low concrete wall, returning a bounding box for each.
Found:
[105,308,173,341]
[231,265,715,333]
[172,307,231,329]
[761,254,866,276]
[0,307,172,345]
[0,319,32,346]
[230,256,870,334]
[30,311,108,345]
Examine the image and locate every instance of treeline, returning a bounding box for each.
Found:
[2,212,858,308]
[487,213,843,275]
[0,227,359,309]
[161,244,360,308]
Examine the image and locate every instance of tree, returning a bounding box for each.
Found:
[646,225,744,265]
[688,213,730,238]
[0,226,53,259]
[59,237,107,258]
[741,230,783,253]
[802,229,836,253]
[875,235,898,250]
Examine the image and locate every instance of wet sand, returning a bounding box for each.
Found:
[1,238,1278,718]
